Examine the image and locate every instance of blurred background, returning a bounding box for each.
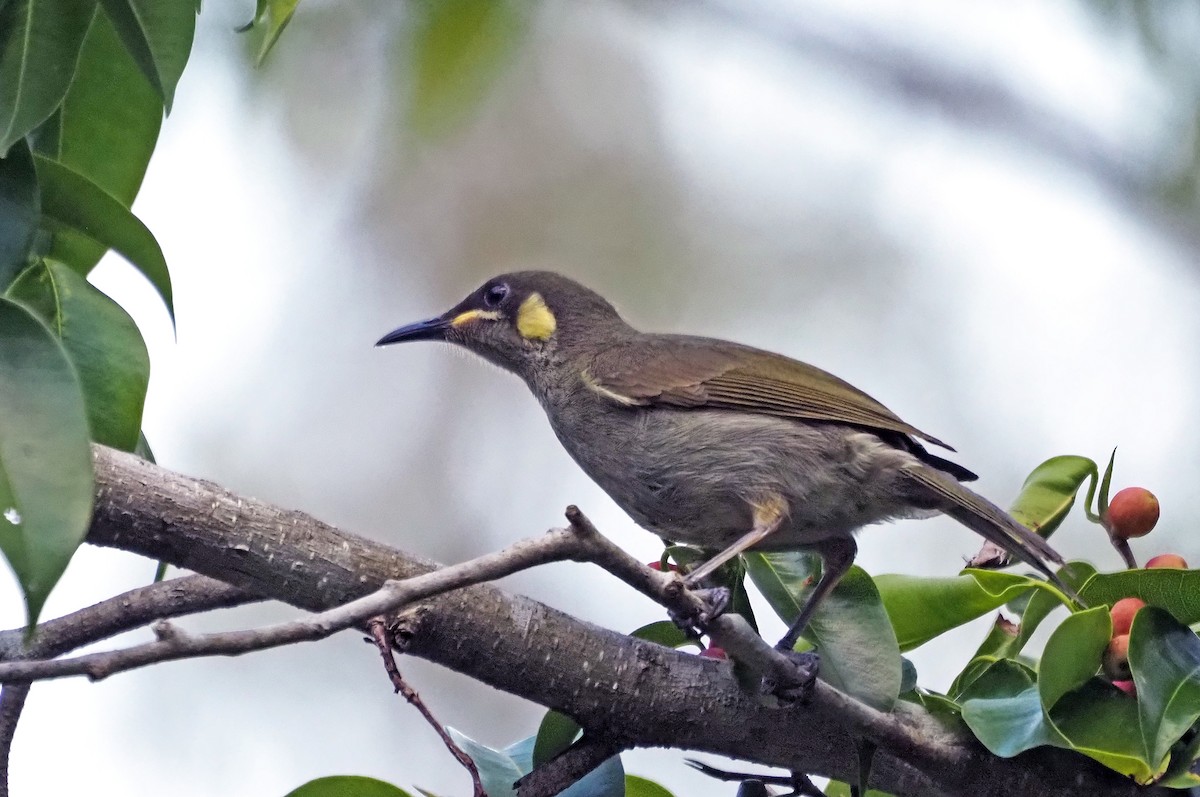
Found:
[4,0,1200,794]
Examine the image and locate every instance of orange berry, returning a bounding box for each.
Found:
[699,646,727,660]
[1103,634,1131,680]
[1146,553,1188,569]
[1110,597,1146,637]
[1107,487,1160,540]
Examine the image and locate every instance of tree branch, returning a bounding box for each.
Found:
[81,445,1146,797]
[0,531,582,683]
[0,574,260,793]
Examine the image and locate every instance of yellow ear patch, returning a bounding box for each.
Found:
[517,293,556,340]
[451,309,502,327]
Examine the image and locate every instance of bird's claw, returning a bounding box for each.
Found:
[667,585,731,635]
[763,649,819,702]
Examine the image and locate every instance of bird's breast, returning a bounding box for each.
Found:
[536,389,920,550]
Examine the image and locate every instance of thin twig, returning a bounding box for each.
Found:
[0,530,583,685]
[367,618,485,797]
[0,575,259,665]
[0,575,260,792]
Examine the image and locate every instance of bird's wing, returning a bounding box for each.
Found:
[584,335,954,450]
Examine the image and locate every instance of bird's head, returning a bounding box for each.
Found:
[376,271,628,374]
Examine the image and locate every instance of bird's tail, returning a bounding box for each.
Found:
[902,466,1081,603]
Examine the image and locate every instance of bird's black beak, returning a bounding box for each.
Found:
[375,316,451,346]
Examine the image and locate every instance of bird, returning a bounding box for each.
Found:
[376,271,1071,658]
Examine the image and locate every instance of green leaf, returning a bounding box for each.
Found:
[1007,562,1097,657]
[746,553,901,713]
[283,776,415,797]
[961,607,1163,779]
[822,782,893,797]
[961,680,1063,757]
[96,0,194,111]
[7,260,148,450]
[33,155,172,320]
[0,137,38,284]
[243,0,300,65]
[1037,606,1110,709]
[629,620,700,650]
[408,0,532,139]
[1095,447,1116,523]
[448,728,524,797]
[1081,568,1200,626]
[875,570,1043,652]
[1008,455,1097,538]
[624,775,675,797]
[532,709,580,768]
[1130,607,1200,768]
[0,296,93,627]
[33,6,162,206]
[1050,679,1151,779]
[0,0,94,154]
[476,730,625,797]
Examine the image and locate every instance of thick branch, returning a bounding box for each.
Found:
[83,445,1143,797]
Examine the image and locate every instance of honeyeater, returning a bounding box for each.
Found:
[377,271,1070,658]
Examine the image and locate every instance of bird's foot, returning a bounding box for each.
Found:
[763,649,819,703]
[667,585,731,635]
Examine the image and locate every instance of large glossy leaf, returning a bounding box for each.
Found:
[746,553,901,713]
[33,155,172,320]
[96,0,194,111]
[1007,455,1098,537]
[0,138,38,284]
[1081,569,1200,626]
[1130,607,1200,768]
[283,776,414,797]
[1051,679,1151,779]
[874,570,1044,652]
[408,0,532,139]
[0,0,94,153]
[0,296,92,627]
[7,260,149,450]
[1037,606,1110,708]
[33,7,161,206]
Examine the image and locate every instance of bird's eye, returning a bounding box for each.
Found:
[483,283,509,307]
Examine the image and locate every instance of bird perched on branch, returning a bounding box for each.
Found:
[377,271,1070,660]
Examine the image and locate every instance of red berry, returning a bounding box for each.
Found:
[699,646,727,660]
[1103,635,1131,680]
[1146,553,1188,569]
[1110,597,1146,637]
[1112,679,1137,696]
[647,561,679,572]
[1107,487,1160,540]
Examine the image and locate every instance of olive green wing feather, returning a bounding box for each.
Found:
[585,335,955,450]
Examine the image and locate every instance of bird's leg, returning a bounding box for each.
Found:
[668,497,785,635]
[684,496,786,586]
[774,536,857,654]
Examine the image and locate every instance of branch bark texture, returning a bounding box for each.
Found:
[81,446,1143,797]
